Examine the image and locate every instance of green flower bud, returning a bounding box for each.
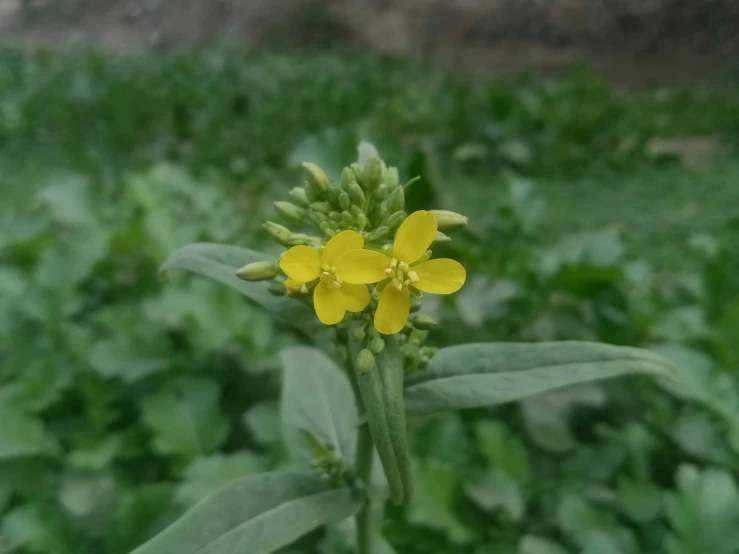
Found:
[369,335,385,354]
[356,213,368,230]
[329,211,343,222]
[386,187,405,213]
[327,185,342,208]
[364,157,383,190]
[431,210,469,231]
[325,229,336,237]
[289,187,310,207]
[351,325,366,341]
[268,281,287,296]
[309,211,328,226]
[420,346,438,359]
[263,221,291,245]
[349,204,363,217]
[373,183,388,202]
[349,163,364,186]
[356,349,376,374]
[310,202,331,214]
[386,211,406,230]
[341,210,354,226]
[339,191,351,210]
[410,296,422,313]
[288,233,313,246]
[237,261,278,281]
[341,168,355,190]
[411,314,437,330]
[366,226,389,242]
[274,201,306,224]
[432,231,451,245]
[348,182,366,206]
[303,162,329,197]
[385,166,400,190]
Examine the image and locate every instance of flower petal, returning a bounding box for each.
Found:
[413,259,466,294]
[335,249,389,284]
[341,283,370,312]
[322,230,364,267]
[313,282,346,325]
[393,210,437,264]
[284,278,304,293]
[279,246,322,282]
[374,285,410,335]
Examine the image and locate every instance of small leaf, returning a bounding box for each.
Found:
[475,421,531,484]
[159,243,324,336]
[140,377,229,459]
[280,347,358,462]
[108,485,179,554]
[617,478,662,523]
[404,342,673,416]
[519,536,571,554]
[129,472,362,554]
[0,403,58,460]
[89,338,169,383]
[465,469,525,521]
[2,503,82,554]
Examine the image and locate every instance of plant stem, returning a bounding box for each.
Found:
[355,423,375,554]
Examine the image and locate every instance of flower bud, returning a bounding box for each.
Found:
[309,211,328,226]
[385,166,400,190]
[410,296,422,313]
[386,211,406,230]
[263,221,291,245]
[366,226,389,242]
[274,201,306,224]
[289,187,310,207]
[310,202,331,214]
[356,349,376,374]
[349,163,364,186]
[327,185,342,208]
[356,213,368,230]
[339,191,351,210]
[288,233,313,246]
[348,182,366,206]
[329,211,343,222]
[268,281,287,296]
[349,204,363,217]
[341,210,354,226]
[237,261,278,281]
[369,335,385,354]
[411,314,437,330]
[363,157,383,190]
[351,325,366,341]
[386,187,405,213]
[303,162,329,197]
[431,210,468,231]
[373,183,388,202]
[341,168,355,190]
[432,231,451,245]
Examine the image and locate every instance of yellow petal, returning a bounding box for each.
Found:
[414,259,466,294]
[335,249,389,284]
[279,246,322,282]
[341,283,370,312]
[374,285,410,335]
[322,230,364,267]
[284,278,304,292]
[313,282,346,325]
[393,210,437,264]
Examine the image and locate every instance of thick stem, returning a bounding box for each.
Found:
[355,423,375,554]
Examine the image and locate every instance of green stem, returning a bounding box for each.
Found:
[355,423,375,554]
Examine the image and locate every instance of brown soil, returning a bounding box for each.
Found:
[1,0,738,85]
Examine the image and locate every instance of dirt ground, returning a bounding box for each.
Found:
[1,0,738,84]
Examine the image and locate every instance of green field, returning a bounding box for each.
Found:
[1,48,739,554]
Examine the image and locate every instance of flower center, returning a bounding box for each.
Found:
[384,258,419,291]
[320,264,343,289]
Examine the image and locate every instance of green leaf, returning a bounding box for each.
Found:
[2,503,82,554]
[280,347,358,462]
[519,536,571,554]
[129,472,362,554]
[617,478,662,523]
[140,377,230,459]
[108,485,179,554]
[89,337,170,383]
[176,451,268,505]
[159,243,324,336]
[404,342,673,416]
[465,469,525,521]
[0,403,58,460]
[475,421,531,483]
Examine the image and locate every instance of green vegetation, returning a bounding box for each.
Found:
[1,47,739,554]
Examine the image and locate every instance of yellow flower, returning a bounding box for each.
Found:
[279,230,371,325]
[337,210,466,335]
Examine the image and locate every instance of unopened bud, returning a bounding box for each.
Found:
[327,186,342,208]
[288,233,312,246]
[411,314,437,330]
[369,335,385,354]
[373,183,388,202]
[349,163,364,186]
[274,201,306,224]
[309,211,328,226]
[349,205,363,217]
[432,231,451,245]
[289,187,310,207]
[356,349,376,374]
[386,211,406,230]
[386,187,405,213]
[237,261,278,281]
[341,168,355,190]
[310,202,331,214]
[431,210,468,231]
[356,213,368,230]
[303,162,329,197]
[263,221,291,245]
[351,325,366,341]
[410,296,422,313]
[268,281,287,296]
[363,157,383,190]
[329,211,343,222]
[385,166,400,190]
[339,192,351,210]
[348,182,366,206]
[341,210,353,226]
[366,226,389,242]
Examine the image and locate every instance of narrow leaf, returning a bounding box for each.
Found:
[129,471,362,554]
[159,243,323,336]
[280,347,358,462]
[405,342,674,416]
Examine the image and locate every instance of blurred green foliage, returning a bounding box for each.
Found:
[1,47,739,553]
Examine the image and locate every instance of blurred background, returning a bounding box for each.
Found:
[1,1,739,553]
